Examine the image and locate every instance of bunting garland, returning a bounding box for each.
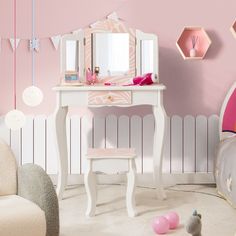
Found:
[0,11,119,52]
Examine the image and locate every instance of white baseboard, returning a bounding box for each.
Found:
[50,173,215,188]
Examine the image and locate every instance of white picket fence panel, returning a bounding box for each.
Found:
[0,114,219,178]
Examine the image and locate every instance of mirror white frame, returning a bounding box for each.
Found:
[136,30,158,77]
[61,30,85,80]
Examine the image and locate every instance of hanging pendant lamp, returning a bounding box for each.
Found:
[22,0,43,107]
[5,0,26,130]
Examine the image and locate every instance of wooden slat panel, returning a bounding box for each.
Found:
[163,116,170,173]
[66,117,71,174]
[118,115,129,172]
[70,115,81,174]
[0,116,10,145]
[104,115,125,173]
[143,114,154,173]
[171,115,183,173]
[94,116,105,148]
[81,116,93,174]
[0,114,220,177]
[106,115,118,148]
[208,115,219,172]
[93,116,106,172]
[46,115,58,174]
[130,115,142,173]
[21,116,34,165]
[196,115,208,172]
[10,129,21,165]
[183,115,195,172]
[118,115,129,148]
[34,115,46,169]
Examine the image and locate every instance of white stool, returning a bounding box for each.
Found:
[84,148,137,217]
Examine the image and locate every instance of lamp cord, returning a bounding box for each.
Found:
[13,0,16,109]
[32,0,35,86]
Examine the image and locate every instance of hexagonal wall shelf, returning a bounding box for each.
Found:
[176,27,212,60]
[230,20,236,38]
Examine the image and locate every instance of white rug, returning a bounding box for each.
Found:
[59,185,236,236]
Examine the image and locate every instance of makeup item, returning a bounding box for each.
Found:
[86,68,98,85]
[94,66,100,75]
[133,73,156,85]
[124,73,158,86]
[86,68,93,85]
[65,71,78,83]
[104,82,116,86]
[92,73,98,84]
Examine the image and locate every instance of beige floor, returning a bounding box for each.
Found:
[60,184,236,236]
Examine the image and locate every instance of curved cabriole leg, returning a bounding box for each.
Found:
[153,91,167,200]
[84,160,97,217]
[126,159,137,217]
[53,100,68,200]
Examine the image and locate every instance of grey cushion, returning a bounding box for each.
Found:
[18,164,59,236]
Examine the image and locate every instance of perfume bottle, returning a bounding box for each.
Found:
[86,68,93,85]
[94,66,100,83]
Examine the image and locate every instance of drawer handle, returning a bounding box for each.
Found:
[107,95,114,102]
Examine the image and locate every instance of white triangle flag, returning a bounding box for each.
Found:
[107,12,119,21]
[50,35,61,50]
[10,38,20,50]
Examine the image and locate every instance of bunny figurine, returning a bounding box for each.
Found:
[186,210,202,236]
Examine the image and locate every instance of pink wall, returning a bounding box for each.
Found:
[0,0,236,116]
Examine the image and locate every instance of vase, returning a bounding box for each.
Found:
[190,48,197,57]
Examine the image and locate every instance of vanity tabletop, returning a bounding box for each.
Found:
[53,83,166,91]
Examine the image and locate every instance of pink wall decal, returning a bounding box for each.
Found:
[0,0,236,116]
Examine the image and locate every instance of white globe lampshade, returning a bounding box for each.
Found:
[5,109,26,130]
[22,86,43,107]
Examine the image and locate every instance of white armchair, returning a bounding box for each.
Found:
[0,139,59,236]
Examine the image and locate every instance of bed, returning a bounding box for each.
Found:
[215,82,236,207]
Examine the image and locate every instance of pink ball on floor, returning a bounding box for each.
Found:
[164,212,179,229]
[152,216,170,234]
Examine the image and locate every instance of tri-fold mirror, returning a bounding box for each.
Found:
[60,16,158,84]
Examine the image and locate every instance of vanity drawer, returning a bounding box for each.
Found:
[88,91,132,105]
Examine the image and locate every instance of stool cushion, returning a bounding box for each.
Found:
[0,195,46,236]
[0,139,17,196]
[87,148,136,159]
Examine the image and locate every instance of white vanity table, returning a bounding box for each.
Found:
[53,84,167,200]
[53,14,167,200]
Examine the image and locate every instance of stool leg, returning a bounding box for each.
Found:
[84,160,97,217]
[126,159,137,217]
